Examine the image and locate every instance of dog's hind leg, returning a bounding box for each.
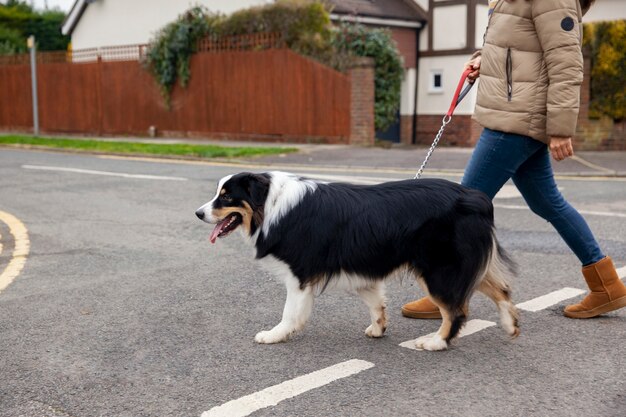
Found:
[357,281,387,338]
[255,274,314,344]
[414,296,466,351]
[478,272,520,338]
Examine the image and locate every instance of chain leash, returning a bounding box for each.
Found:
[414,115,451,179]
[414,68,474,179]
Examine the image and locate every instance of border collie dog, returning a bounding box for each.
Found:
[195,172,519,351]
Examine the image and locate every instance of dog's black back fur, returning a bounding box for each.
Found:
[256,178,495,311]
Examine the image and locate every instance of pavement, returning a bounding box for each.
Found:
[6,133,625,176]
[239,143,626,178]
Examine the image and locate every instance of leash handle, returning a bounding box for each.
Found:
[446,68,475,117]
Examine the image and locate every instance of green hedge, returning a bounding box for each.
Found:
[583,20,626,121]
[0,1,69,53]
[145,0,404,131]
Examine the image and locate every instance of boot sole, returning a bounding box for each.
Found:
[401,308,442,319]
[564,295,626,319]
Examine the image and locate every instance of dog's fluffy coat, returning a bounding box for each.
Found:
[196,172,519,351]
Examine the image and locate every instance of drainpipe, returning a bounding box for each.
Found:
[411,25,423,145]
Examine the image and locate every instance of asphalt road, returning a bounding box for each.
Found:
[0,148,624,417]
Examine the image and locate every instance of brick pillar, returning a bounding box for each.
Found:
[348,58,375,146]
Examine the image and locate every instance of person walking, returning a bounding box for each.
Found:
[402,0,626,320]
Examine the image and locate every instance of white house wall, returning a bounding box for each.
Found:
[583,0,626,22]
[400,68,417,116]
[70,0,271,50]
[432,4,467,50]
[417,54,477,116]
[475,3,489,49]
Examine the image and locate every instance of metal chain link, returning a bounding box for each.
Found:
[414,114,452,179]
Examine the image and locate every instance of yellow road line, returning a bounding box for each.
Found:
[0,211,30,293]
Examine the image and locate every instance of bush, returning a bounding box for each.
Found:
[0,1,69,54]
[145,7,219,104]
[220,0,333,60]
[583,21,626,121]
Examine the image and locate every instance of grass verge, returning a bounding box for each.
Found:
[0,135,298,159]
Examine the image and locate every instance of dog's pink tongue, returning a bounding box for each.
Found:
[209,218,228,244]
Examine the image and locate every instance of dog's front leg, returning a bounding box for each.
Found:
[255,275,314,344]
[358,282,387,338]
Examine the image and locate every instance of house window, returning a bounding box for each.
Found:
[429,70,444,94]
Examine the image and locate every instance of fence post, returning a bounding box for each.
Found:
[27,35,39,136]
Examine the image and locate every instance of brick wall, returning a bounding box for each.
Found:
[413,115,481,147]
[390,28,417,68]
[349,58,376,146]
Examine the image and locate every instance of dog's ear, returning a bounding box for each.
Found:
[246,174,270,207]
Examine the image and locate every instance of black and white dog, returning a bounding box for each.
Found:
[195,172,519,351]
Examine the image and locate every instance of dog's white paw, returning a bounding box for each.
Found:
[365,324,385,338]
[415,333,448,351]
[254,330,288,344]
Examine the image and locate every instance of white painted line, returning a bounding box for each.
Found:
[201,359,374,417]
[494,203,626,218]
[399,319,497,350]
[457,319,497,337]
[21,165,188,181]
[494,185,522,200]
[516,287,586,312]
[0,211,30,293]
[617,265,626,279]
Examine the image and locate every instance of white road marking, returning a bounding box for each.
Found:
[0,211,30,293]
[399,319,497,350]
[494,185,522,199]
[201,359,374,417]
[494,203,626,218]
[616,266,626,279]
[516,288,586,312]
[21,165,188,181]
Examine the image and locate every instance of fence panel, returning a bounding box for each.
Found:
[37,62,101,133]
[0,65,33,130]
[0,47,351,141]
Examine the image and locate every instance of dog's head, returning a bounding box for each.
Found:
[195,173,270,243]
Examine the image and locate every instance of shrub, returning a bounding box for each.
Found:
[145,7,219,104]
[583,21,626,121]
[0,1,69,54]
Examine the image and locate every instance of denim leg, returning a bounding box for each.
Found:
[512,145,605,266]
[462,128,540,198]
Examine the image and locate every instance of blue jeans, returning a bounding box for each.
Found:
[462,128,604,266]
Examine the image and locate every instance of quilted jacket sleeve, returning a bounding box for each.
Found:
[532,0,583,138]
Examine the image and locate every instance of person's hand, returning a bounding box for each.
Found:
[549,136,574,161]
[464,56,481,83]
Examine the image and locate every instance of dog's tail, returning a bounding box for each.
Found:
[478,234,520,337]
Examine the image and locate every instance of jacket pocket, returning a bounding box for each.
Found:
[506,47,512,102]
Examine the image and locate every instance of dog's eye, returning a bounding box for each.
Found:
[222,194,233,202]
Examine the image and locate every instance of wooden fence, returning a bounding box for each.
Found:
[0,35,368,144]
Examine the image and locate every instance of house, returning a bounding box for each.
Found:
[61,0,272,49]
[401,0,626,146]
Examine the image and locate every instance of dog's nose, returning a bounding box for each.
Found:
[195,209,205,220]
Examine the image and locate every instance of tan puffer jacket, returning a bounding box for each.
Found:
[473,0,585,144]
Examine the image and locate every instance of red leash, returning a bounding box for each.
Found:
[415,69,475,179]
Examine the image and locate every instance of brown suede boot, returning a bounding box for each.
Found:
[564,256,626,319]
[401,296,442,319]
